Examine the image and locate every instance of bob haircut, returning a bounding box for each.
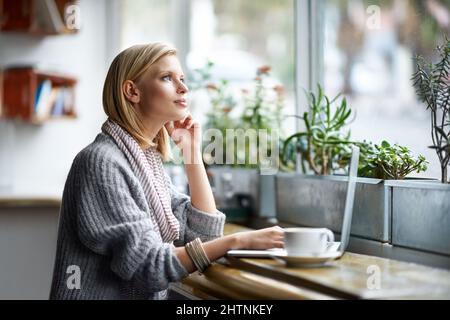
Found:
[102,42,177,161]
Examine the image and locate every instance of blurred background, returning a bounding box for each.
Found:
[1,0,449,196]
[0,0,449,299]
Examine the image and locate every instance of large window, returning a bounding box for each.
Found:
[119,0,296,135]
[120,0,173,50]
[322,0,450,179]
[118,0,449,177]
[188,0,294,87]
[188,0,295,133]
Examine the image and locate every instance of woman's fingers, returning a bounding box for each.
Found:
[186,118,195,129]
[174,114,194,129]
[269,226,284,248]
[184,115,195,129]
[273,241,285,248]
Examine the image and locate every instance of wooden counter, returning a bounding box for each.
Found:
[173,224,450,300]
[0,193,61,208]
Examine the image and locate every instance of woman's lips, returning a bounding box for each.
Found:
[174,99,187,108]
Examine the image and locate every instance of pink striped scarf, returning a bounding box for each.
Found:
[101,119,180,242]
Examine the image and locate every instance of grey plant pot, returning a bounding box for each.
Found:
[276,173,390,242]
[206,166,259,215]
[206,166,278,220]
[386,180,450,256]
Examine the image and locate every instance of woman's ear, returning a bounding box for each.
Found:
[122,80,140,104]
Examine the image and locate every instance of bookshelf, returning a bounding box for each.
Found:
[1,67,77,124]
[0,0,80,35]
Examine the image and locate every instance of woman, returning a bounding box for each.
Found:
[49,42,284,300]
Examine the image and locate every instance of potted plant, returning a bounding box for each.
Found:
[238,65,285,220]
[412,38,450,184]
[385,38,450,256]
[358,140,428,180]
[189,63,285,221]
[277,85,389,241]
[278,86,428,243]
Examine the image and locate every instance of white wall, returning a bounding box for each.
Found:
[0,0,114,299]
[0,206,60,299]
[0,0,110,196]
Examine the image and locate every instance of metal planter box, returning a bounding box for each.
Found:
[386,180,450,256]
[276,173,390,242]
[206,166,259,219]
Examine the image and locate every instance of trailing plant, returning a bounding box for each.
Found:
[412,37,450,183]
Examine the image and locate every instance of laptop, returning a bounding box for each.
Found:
[227,145,360,258]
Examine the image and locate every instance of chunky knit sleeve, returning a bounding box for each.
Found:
[73,149,189,293]
[164,171,226,247]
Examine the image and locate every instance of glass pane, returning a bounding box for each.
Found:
[120,0,173,50]
[188,0,296,135]
[323,0,450,179]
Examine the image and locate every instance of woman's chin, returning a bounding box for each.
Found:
[173,109,189,121]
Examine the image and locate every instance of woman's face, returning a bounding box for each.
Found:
[134,54,189,124]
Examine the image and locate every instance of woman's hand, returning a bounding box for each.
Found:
[165,114,202,162]
[233,226,285,250]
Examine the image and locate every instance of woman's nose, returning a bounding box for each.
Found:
[177,81,189,94]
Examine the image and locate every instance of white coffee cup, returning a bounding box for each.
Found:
[284,227,335,256]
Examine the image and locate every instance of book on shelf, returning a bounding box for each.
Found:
[44,87,60,117]
[33,0,66,34]
[2,66,77,122]
[0,71,3,118]
[34,80,53,118]
[34,81,75,119]
[52,88,66,116]
[62,87,75,114]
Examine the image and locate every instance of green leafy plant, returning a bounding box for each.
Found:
[412,37,450,183]
[203,80,238,164]
[204,80,238,133]
[189,62,238,164]
[359,141,428,180]
[281,85,354,175]
[191,62,286,168]
[241,66,284,131]
[239,66,285,167]
[189,60,214,90]
[281,85,429,180]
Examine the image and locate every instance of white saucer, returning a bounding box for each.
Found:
[271,250,342,267]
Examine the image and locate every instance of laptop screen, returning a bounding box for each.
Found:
[338,145,360,253]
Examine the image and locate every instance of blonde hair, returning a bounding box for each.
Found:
[102,42,177,161]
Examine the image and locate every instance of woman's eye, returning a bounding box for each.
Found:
[180,78,185,83]
[162,75,171,81]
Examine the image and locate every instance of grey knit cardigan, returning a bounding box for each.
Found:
[49,133,226,300]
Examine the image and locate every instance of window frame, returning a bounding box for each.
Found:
[295,0,324,131]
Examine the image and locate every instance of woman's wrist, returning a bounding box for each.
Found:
[183,148,202,165]
[228,233,244,250]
